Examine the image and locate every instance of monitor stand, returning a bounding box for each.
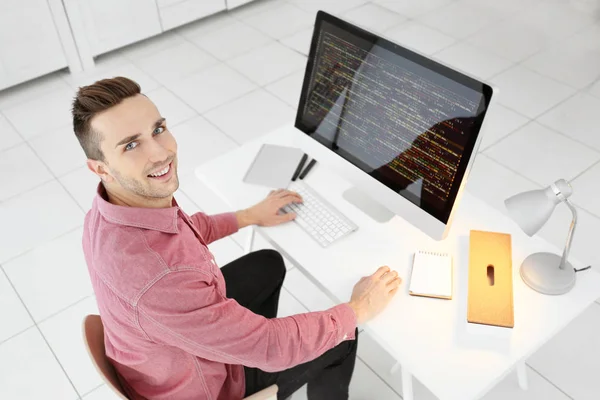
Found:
[342,186,395,223]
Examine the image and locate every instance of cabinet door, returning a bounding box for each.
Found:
[0,0,68,89]
[158,0,227,31]
[226,0,256,10]
[65,0,162,56]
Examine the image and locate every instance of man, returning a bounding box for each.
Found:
[74,76,401,400]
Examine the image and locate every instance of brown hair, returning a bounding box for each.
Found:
[72,76,141,161]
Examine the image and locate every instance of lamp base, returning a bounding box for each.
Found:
[520,252,576,295]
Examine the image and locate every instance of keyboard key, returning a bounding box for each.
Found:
[295,217,308,228]
[285,181,358,247]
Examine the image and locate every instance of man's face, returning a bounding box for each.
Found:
[91,94,179,201]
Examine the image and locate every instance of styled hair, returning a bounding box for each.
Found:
[72,77,141,161]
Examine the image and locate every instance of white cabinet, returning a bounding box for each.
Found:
[63,0,162,59]
[226,0,256,10]
[0,0,257,88]
[0,0,75,90]
[62,0,227,68]
[157,0,227,31]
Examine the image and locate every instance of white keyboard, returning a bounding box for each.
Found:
[282,181,358,247]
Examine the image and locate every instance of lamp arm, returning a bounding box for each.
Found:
[559,199,578,270]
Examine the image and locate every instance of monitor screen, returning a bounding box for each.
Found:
[295,12,493,224]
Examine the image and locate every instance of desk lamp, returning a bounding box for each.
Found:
[504,179,577,295]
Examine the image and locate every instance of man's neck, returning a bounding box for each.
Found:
[103,184,173,209]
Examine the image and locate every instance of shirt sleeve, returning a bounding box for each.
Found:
[136,269,357,372]
[189,212,239,244]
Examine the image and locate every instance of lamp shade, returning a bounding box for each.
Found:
[504,187,559,236]
[504,179,577,295]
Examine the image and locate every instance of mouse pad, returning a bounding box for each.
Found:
[243,144,305,189]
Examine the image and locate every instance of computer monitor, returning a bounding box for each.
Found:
[293,11,495,241]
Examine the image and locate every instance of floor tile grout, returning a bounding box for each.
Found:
[0,224,83,266]
[474,152,543,188]
[175,64,302,126]
[570,159,600,184]
[0,173,56,204]
[2,3,600,399]
[162,105,201,129]
[0,108,27,142]
[475,152,543,192]
[80,382,105,399]
[0,108,92,213]
[0,140,27,155]
[355,352,404,399]
[177,18,280,64]
[233,3,314,40]
[526,362,576,400]
[0,267,83,398]
[35,294,96,326]
[22,139,88,216]
[166,84,249,145]
[472,153,600,250]
[0,110,82,207]
[478,114,600,220]
[480,85,600,178]
[0,313,34,348]
[0,70,72,111]
[534,112,600,156]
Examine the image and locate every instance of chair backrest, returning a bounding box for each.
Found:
[82,314,278,400]
[82,315,129,400]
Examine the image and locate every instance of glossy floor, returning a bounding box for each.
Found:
[1,0,599,399]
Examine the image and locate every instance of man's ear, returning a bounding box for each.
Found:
[87,159,114,183]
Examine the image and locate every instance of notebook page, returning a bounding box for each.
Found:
[409,251,452,298]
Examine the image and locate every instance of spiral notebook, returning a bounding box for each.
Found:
[409,250,453,300]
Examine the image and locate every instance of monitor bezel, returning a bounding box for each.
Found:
[294,11,494,224]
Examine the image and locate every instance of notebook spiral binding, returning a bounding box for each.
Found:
[419,250,447,257]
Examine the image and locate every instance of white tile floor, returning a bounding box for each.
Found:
[1,0,599,399]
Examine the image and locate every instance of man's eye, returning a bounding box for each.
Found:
[153,126,165,135]
[125,142,138,151]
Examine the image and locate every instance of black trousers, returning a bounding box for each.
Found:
[221,249,358,400]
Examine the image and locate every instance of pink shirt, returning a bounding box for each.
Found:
[83,185,357,400]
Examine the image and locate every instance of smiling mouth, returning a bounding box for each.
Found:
[147,161,173,180]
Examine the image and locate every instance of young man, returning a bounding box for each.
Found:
[74,76,401,400]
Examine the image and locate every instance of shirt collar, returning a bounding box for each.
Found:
[94,183,180,234]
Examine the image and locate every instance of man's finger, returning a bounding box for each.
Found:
[276,212,296,223]
[387,277,402,287]
[373,266,391,279]
[278,195,303,205]
[276,195,303,207]
[276,189,302,199]
[382,270,399,283]
[269,189,285,197]
[274,189,292,196]
[279,191,302,199]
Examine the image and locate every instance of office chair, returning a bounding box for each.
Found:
[82,315,278,400]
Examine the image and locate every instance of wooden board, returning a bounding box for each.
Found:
[467,230,514,328]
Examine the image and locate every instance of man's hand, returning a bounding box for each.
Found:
[236,189,303,228]
[348,266,402,324]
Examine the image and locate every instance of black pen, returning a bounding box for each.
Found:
[299,159,317,180]
[291,153,308,181]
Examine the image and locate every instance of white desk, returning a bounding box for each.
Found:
[194,125,600,400]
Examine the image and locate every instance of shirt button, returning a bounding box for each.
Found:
[342,334,347,341]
